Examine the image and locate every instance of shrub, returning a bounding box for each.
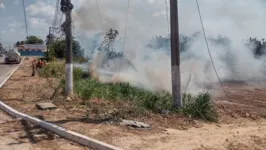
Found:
[39,61,85,80]
[182,92,218,122]
[38,61,65,78]
[74,79,172,112]
[73,67,84,81]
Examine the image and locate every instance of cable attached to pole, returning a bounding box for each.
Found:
[164,0,170,33]
[95,0,104,32]
[195,0,230,98]
[115,0,131,82]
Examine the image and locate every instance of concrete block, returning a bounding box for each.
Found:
[36,102,57,110]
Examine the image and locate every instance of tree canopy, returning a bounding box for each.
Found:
[15,35,44,47]
[26,35,44,44]
[48,39,85,61]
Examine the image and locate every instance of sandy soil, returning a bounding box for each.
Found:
[0,110,88,150]
[0,58,266,150]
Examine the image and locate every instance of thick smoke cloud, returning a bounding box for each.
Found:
[73,0,266,94]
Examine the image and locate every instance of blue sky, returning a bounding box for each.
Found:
[0,0,266,51]
[0,0,174,50]
[0,0,57,48]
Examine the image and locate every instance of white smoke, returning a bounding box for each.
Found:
[73,0,266,94]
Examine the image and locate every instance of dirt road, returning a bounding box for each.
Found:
[0,57,30,149]
[0,57,88,150]
[110,120,266,150]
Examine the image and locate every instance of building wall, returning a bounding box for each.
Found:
[17,44,46,56]
[19,50,45,56]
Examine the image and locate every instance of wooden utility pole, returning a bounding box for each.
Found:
[60,0,74,96]
[170,0,182,107]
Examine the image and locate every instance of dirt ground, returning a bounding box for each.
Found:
[0,58,266,150]
[0,110,88,150]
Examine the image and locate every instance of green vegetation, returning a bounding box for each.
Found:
[74,79,172,112]
[38,60,218,122]
[15,35,44,47]
[182,92,218,122]
[47,39,88,63]
[38,61,65,78]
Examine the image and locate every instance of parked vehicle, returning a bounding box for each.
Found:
[4,50,21,64]
[0,53,3,57]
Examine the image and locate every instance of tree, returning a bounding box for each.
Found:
[0,40,3,53]
[98,28,123,60]
[49,39,85,61]
[147,34,193,53]
[15,36,44,47]
[25,35,44,44]
[246,37,266,58]
[14,41,21,47]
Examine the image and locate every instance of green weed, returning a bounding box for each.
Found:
[39,61,218,121]
[182,92,218,122]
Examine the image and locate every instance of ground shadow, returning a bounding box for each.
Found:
[49,116,118,125]
[222,79,248,84]
[19,120,55,144]
[0,62,19,65]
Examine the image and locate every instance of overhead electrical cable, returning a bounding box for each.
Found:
[94,0,104,31]
[195,0,230,98]
[164,0,170,32]
[115,0,131,82]
[52,0,60,28]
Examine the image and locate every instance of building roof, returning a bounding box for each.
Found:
[17,44,47,51]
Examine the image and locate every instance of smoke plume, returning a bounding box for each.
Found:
[74,0,266,95]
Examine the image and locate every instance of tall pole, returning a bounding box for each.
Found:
[47,27,51,57]
[170,0,182,107]
[46,26,57,58]
[61,0,74,96]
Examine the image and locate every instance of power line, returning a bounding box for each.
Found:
[195,0,230,98]
[52,0,59,28]
[52,0,62,34]
[59,13,64,26]
[164,0,170,33]
[94,0,104,31]
[115,0,131,82]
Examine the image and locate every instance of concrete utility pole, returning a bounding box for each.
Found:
[170,0,182,107]
[60,0,74,96]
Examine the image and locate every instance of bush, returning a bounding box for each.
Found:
[74,79,172,112]
[73,67,84,81]
[182,92,218,122]
[39,61,86,79]
[38,61,65,78]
